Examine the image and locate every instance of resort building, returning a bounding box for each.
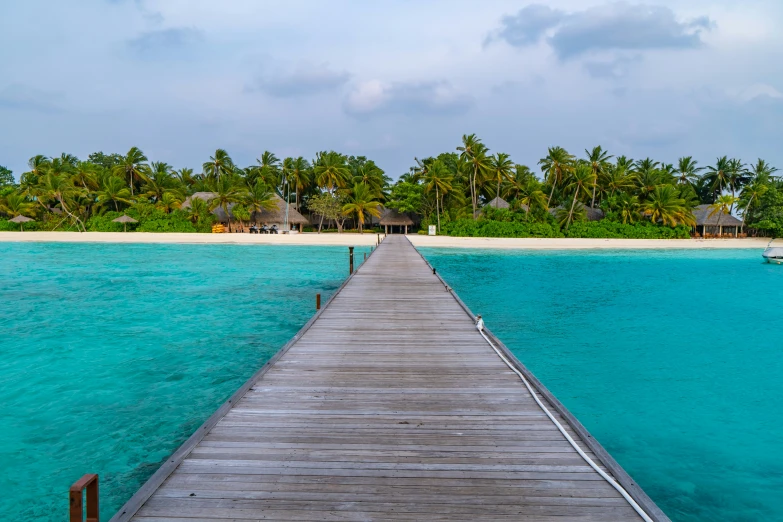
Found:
[693,204,744,237]
[485,196,510,209]
[379,208,415,234]
[181,192,309,231]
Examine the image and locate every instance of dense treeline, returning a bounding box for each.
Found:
[1,134,782,237]
[386,135,782,237]
[0,149,389,233]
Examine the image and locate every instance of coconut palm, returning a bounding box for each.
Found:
[424,159,453,233]
[352,160,386,198]
[186,197,210,224]
[563,164,595,229]
[209,175,246,232]
[176,167,196,188]
[708,195,738,236]
[96,177,132,211]
[726,158,748,207]
[643,185,694,227]
[487,152,514,205]
[202,149,235,182]
[704,156,731,201]
[585,146,613,208]
[342,183,382,233]
[738,177,769,229]
[244,180,278,217]
[72,161,99,190]
[314,151,349,192]
[674,156,703,186]
[256,151,281,188]
[286,157,311,210]
[748,158,779,180]
[156,191,183,213]
[39,172,86,231]
[457,134,490,219]
[614,193,641,224]
[114,147,149,197]
[0,193,35,217]
[538,146,575,207]
[517,177,548,220]
[602,163,636,197]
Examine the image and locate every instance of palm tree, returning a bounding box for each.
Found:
[72,161,99,190]
[517,177,548,219]
[0,193,35,217]
[424,159,453,233]
[256,151,281,188]
[342,183,382,233]
[538,146,575,207]
[176,167,196,188]
[186,197,210,224]
[288,157,311,210]
[704,156,731,201]
[314,151,349,192]
[202,149,235,182]
[674,156,703,186]
[748,158,779,180]
[487,153,514,205]
[708,195,738,236]
[209,175,246,232]
[96,177,132,211]
[39,172,86,231]
[563,164,594,229]
[585,146,612,208]
[615,193,641,224]
[726,158,748,209]
[352,160,386,198]
[738,177,769,229]
[457,134,490,219]
[114,147,149,197]
[244,180,278,219]
[643,185,694,227]
[156,191,183,213]
[602,163,636,197]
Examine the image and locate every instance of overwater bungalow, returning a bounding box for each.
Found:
[181,192,309,231]
[693,204,744,237]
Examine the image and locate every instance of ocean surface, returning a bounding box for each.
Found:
[0,242,368,521]
[420,247,783,522]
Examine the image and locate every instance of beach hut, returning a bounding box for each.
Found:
[485,196,510,209]
[379,208,414,234]
[182,193,309,232]
[9,215,33,231]
[112,215,138,232]
[693,204,743,237]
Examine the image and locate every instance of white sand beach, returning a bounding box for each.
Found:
[0,231,771,249]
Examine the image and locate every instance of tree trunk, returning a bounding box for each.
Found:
[590,173,597,208]
[566,189,579,230]
[436,185,441,233]
[470,165,477,219]
[318,213,324,233]
[496,179,500,206]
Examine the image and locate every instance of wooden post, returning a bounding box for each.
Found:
[349,246,354,275]
[70,474,99,522]
[364,252,367,261]
[316,293,321,310]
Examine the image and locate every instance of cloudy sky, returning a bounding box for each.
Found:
[1,0,782,179]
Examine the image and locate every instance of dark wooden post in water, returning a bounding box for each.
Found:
[316,293,321,310]
[70,474,99,522]
[364,252,367,262]
[348,246,354,274]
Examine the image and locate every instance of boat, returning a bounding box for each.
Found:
[762,239,783,264]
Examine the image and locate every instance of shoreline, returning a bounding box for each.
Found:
[0,231,771,249]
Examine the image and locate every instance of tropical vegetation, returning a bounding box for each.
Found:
[1,136,780,237]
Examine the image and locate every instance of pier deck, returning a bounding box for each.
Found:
[115,235,666,521]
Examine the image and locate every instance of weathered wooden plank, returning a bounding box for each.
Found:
[116,236,666,522]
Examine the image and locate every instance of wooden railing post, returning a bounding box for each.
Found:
[70,474,99,522]
[349,246,354,274]
[316,293,321,310]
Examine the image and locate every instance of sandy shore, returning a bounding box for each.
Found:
[0,231,771,249]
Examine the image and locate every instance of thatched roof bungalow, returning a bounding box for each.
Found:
[548,205,605,222]
[379,208,414,234]
[693,204,743,237]
[182,192,309,230]
[485,196,510,209]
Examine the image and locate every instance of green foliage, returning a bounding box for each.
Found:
[749,181,783,236]
[386,182,424,214]
[85,208,212,233]
[442,218,563,238]
[563,221,691,239]
[0,165,14,186]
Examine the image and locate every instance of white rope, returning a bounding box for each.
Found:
[475,321,654,522]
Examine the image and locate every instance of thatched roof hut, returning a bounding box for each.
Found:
[693,204,743,237]
[182,192,308,226]
[485,196,510,209]
[379,208,414,234]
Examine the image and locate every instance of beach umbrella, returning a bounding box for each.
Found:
[112,215,138,232]
[10,215,33,231]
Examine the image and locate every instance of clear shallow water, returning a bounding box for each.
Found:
[0,242,368,521]
[421,248,783,522]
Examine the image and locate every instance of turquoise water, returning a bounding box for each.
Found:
[0,242,368,521]
[421,248,783,522]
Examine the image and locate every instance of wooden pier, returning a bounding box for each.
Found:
[113,235,668,521]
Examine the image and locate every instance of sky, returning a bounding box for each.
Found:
[1,0,782,180]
